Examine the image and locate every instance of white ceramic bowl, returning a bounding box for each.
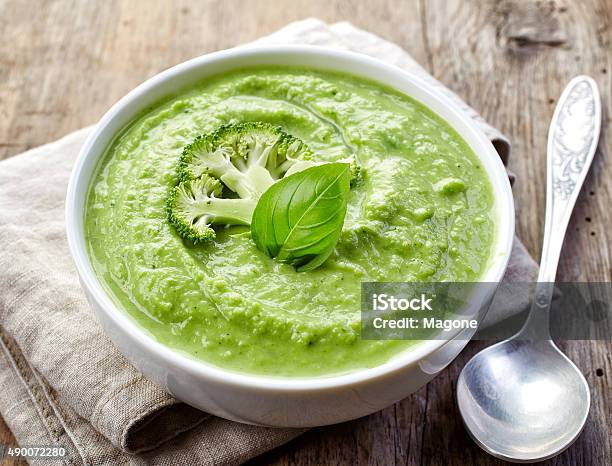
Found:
[66,45,514,427]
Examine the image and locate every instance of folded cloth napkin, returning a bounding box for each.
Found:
[0,18,537,466]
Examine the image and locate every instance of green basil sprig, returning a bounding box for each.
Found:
[250,163,350,272]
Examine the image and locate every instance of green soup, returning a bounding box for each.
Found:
[85,67,495,376]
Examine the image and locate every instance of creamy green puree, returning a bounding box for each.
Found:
[86,67,495,377]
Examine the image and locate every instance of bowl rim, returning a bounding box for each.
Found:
[65,44,515,391]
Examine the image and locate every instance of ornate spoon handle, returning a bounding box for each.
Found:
[522,76,601,338]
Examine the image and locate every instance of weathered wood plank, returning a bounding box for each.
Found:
[0,416,26,466]
[0,0,609,465]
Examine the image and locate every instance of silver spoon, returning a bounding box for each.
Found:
[456,76,601,463]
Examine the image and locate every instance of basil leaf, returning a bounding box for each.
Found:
[250,162,350,272]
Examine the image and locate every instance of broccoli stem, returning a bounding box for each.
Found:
[220,166,275,199]
[189,197,256,226]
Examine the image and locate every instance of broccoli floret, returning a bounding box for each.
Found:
[346,156,363,188]
[177,132,263,199]
[270,133,315,178]
[167,174,256,243]
[178,122,314,198]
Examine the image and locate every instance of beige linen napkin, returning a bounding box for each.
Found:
[0,18,537,466]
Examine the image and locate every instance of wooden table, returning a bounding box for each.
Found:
[1,1,610,464]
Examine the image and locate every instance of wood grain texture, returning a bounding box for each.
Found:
[0,416,25,466]
[0,0,610,465]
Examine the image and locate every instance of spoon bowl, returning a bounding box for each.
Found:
[457,339,590,462]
